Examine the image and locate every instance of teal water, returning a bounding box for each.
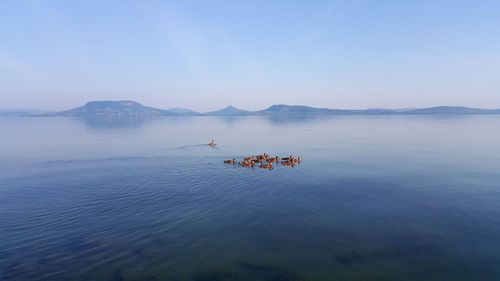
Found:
[1,116,500,281]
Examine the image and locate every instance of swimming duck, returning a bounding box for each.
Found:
[260,162,273,169]
[267,156,279,163]
[224,158,236,164]
[240,161,254,168]
[261,153,269,159]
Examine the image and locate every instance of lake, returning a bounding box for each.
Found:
[1,115,500,281]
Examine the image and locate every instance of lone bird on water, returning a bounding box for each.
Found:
[208,139,216,147]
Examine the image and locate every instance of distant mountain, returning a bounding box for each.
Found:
[204,105,249,116]
[49,100,176,116]
[255,105,400,115]
[256,104,335,115]
[255,105,500,116]
[403,106,493,115]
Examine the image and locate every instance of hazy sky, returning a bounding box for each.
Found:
[1,0,499,111]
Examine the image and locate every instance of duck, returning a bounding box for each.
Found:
[292,157,302,164]
[267,156,279,163]
[239,161,254,168]
[224,158,236,164]
[281,160,294,167]
[260,153,269,159]
[259,162,273,169]
[208,139,216,146]
[281,155,293,161]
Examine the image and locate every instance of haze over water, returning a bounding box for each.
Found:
[1,115,500,281]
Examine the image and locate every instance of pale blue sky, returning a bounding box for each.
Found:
[1,0,499,111]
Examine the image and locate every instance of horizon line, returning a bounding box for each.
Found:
[3,100,500,114]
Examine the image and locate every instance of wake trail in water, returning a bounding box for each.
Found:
[158,144,221,151]
[170,144,210,149]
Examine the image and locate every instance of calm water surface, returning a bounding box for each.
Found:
[1,116,500,281]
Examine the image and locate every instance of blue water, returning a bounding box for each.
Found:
[1,116,500,281]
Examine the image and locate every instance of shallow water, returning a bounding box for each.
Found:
[1,115,500,281]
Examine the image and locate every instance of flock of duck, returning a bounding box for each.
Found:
[224,153,302,170]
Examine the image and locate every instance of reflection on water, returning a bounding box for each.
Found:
[1,116,500,281]
[82,116,154,128]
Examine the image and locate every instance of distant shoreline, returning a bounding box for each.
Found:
[2,100,500,117]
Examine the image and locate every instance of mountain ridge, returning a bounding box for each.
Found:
[13,100,500,117]
[204,105,249,116]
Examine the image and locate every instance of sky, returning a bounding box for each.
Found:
[1,0,499,111]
